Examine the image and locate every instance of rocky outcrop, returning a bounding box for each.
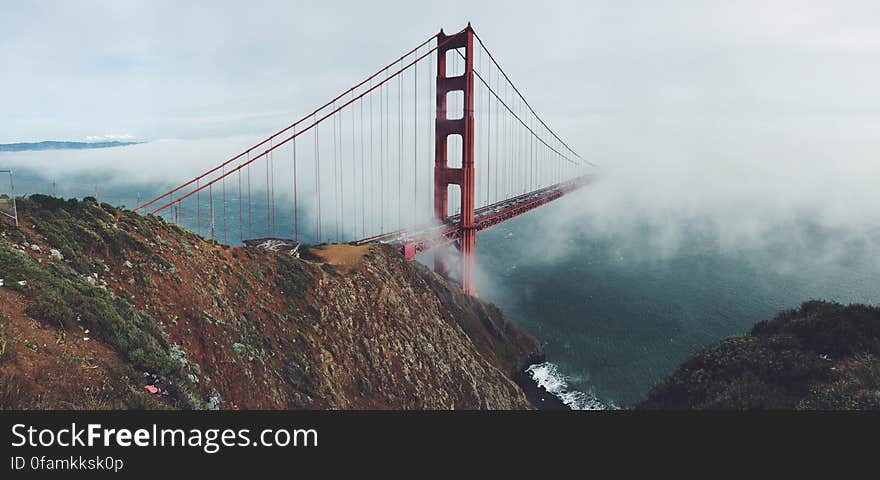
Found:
[638,301,880,410]
[0,196,540,410]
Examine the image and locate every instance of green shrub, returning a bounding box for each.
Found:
[276,255,311,297]
[28,194,68,211]
[639,301,880,410]
[0,231,194,407]
[753,301,880,358]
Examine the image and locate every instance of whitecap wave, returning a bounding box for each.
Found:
[526,362,613,410]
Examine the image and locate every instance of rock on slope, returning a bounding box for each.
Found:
[638,301,880,410]
[0,196,542,409]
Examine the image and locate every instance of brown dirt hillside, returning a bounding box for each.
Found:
[0,195,541,410]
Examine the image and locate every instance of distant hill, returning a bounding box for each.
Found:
[0,141,138,152]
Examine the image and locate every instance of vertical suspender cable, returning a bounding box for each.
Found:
[379,76,384,233]
[293,126,298,242]
[338,106,343,240]
[341,102,346,240]
[369,79,374,236]
[266,140,271,237]
[348,95,354,239]
[413,52,418,224]
[505,81,510,198]
[332,102,339,241]
[494,66,500,204]
[520,99,524,193]
[339,104,344,240]
[315,114,321,243]
[398,58,403,229]
[168,192,174,224]
[238,168,243,243]
[209,183,214,242]
[486,52,491,206]
[360,97,365,238]
[518,99,522,193]
[379,70,388,233]
[270,140,276,235]
[222,166,227,244]
[196,179,201,236]
[247,152,252,239]
[479,44,487,207]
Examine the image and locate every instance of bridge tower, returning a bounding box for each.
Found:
[434,24,477,295]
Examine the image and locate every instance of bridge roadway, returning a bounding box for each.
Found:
[357,174,596,259]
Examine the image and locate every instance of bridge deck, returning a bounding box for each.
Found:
[358,174,595,258]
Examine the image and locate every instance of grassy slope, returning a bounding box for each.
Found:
[0,196,197,408]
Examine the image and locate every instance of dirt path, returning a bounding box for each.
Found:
[312,244,373,273]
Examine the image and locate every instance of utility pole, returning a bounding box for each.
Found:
[0,170,18,227]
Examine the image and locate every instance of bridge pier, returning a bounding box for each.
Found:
[433,252,449,279]
[459,228,476,295]
[435,24,477,296]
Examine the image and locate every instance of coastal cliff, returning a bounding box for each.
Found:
[638,301,880,410]
[0,196,542,409]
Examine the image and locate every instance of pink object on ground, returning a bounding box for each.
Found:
[144,385,159,394]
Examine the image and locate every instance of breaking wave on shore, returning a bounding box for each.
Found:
[526,362,613,410]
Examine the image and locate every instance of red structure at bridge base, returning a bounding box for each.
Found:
[434,24,476,295]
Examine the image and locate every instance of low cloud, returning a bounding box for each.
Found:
[510,112,880,276]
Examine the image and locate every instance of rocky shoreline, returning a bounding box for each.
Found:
[514,366,571,411]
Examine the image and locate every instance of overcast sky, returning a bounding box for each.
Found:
[2,0,880,270]
[3,0,879,147]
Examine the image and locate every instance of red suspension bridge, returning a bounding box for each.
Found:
[135,24,595,296]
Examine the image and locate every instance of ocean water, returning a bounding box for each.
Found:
[471,191,880,408]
